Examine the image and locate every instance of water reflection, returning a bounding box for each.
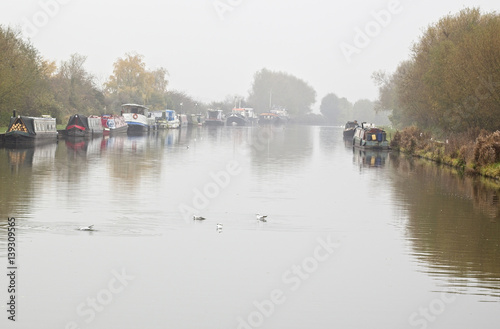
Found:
[0,125,499,328]
[391,154,500,301]
[352,148,389,168]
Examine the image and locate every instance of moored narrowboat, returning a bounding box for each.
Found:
[352,122,389,149]
[5,113,58,145]
[66,114,103,137]
[101,114,128,135]
[258,112,279,125]
[343,120,359,139]
[205,109,225,126]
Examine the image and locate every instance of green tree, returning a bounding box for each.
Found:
[247,68,316,117]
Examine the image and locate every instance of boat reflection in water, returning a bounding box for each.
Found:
[65,136,105,159]
[6,142,57,170]
[353,148,389,168]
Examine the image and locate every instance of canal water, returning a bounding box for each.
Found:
[0,125,499,328]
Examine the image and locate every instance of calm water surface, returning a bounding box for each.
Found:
[0,125,499,328]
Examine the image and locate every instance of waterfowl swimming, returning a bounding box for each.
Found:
[193,215,206,221]
[216,223,223,232]
[78,225,94,231]
[256,214,267,222]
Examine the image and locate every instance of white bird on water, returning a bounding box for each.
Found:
[216,223,223,232]
[193,215,206,221]
[256,214,268,222]
[78,225,94,231]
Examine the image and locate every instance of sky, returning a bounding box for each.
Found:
[0,0,498,111]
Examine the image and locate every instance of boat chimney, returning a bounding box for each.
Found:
[12,110,16,118]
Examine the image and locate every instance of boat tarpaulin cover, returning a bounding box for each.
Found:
[8,116,36,135]
[67,114,89,130]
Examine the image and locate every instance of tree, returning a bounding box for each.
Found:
[0,26,58,125]
[320,93,352,125]
[247,68,316,117]
[374,8,500,133]
[50,53,105,119]
[165,90,204,115]
[104,53,169,111]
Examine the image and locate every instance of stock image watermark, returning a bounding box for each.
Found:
[64,268,135,329]
[6,217,17,321]
[339,0,403,63]
[213,0,245,21]
[178,127,275,222]
[408,291,458,329]
[22,0,73,39]
[237,235,341,329]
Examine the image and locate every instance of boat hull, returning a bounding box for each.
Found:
[353,136,390,149]
[123,113,154,134]
[352,124,389,149]
[226,115,247,126]
[204,119,224,126]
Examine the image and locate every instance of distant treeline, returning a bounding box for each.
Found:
[0,25,321,127]
[373,7,500,135]
[1,24,390,128]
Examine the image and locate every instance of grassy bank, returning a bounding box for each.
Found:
[390,126,500,180]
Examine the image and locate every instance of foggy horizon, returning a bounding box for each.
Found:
[1,0,498,110]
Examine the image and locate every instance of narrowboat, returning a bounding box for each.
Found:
[352,122,389,149]
[258,112,279,125]
[66,114,103,137]
[5,113,58,145]
[150,111,168,129]
[273,109,289,125]
[343,121,359,139]
[188,114,204,126]
[205,109,225,126]
[121,104,156,134]
[101,114,128,135]
[226,108,257,126]
[178,114,188,128]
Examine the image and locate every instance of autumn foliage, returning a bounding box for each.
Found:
[375,8,500,134]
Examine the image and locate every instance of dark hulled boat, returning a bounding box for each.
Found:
[5,114,58,145]
[343,121,359,139]
[66,114,103,137]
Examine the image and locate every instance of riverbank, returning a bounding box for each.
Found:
[390,126,500,180]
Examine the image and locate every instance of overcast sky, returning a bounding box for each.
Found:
[1,0,498,111]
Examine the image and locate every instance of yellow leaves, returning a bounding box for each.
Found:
[105,52,169,107]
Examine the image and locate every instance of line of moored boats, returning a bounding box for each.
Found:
[1,104,290,146]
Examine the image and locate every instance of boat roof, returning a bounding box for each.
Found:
[121,103,149,109]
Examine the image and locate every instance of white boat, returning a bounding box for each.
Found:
[205,109,225,126]
[121,104,156,134]
[165,110,180,129]
[178,114,188,128]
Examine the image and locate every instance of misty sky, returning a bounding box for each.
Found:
[1,0,498,111]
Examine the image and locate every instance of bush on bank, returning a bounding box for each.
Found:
[390,127,500,179]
